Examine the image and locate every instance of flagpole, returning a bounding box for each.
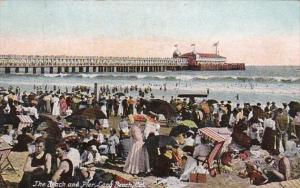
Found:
[215,43,218,55]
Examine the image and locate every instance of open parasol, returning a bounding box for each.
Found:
[169,125,191,137]
[177,120,197,128]
[129,114,157,124]
[71,107,107,119]
[65,114,94,129]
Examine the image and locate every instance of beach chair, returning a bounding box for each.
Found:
[0,139,18,188]
[17,115,33,133]
[198,128,226,174]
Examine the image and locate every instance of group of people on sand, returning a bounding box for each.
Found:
[0,84,300,187]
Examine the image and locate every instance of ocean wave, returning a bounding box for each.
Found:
[39,73,300,83]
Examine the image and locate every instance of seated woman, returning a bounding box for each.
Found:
[192,137,212,163]
[182,131,195,155]
[81,145,107,167]
[245,161,268,185]
[153,146,176,177]
[263,155,291,182]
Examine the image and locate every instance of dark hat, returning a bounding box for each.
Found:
[267,102,270,105]
[220,101,224,103]
[227,101,231,103]
[272,102,275,104]
[257,103,261,106]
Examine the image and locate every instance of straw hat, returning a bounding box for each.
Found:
[31,100,38,105]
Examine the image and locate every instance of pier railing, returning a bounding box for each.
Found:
[0,55,188,73]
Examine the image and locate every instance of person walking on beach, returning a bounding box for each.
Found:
[122,97,129,116]
[51,94,60,116]
[128,96,135,115]
[113,96,120,117]
[106,95,113,118]
[59,95,67,116]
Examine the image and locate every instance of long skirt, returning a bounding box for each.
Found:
[261,127,276,152]
[123,141,150,175]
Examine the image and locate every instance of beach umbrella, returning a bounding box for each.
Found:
[129,114,157,124]
[65,114,94,129]
[39,114,60,125]
[169,125,190,137]
[141,99,177,120]
[206,99,218,106]
[177,120,197,128]
[288,101,300,118]
[114,92,125,97]
[72,107,107,119]
[63,135,80,145]
[36,115,62,141]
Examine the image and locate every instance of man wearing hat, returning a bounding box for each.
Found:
[264,102,271,112]
[122,96,129,116]
[22,101,39,120]
[270,102,278,112]
[257,103,263,111]
[128,96,135,115]
[113,96,120,117]
[225,101,232,116]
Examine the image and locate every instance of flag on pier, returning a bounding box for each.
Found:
[213,41,219,46]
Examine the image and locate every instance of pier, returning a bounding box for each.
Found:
[0,55,187,74]
[0,54,245,74]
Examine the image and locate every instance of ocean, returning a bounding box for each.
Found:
[0,66,299,105]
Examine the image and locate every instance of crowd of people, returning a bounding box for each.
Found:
[0,85,300,187]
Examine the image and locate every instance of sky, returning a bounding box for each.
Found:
[0,1,299,65]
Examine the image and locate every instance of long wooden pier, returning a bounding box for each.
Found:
[0,55,245,74]
[0,55,187,74]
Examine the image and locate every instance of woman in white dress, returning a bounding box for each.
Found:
[52,95,60,116]
[123,124,150,175]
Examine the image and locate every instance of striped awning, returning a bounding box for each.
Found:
[199,127,226,143]
[17,115,33,123]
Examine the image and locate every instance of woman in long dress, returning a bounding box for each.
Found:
[59,96,68,116]
[261,113,276,153]
[52,95,60,116]
[123,124,150,175]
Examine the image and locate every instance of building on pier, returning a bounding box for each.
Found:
[179,52,226,66]
[175,48,245,71]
